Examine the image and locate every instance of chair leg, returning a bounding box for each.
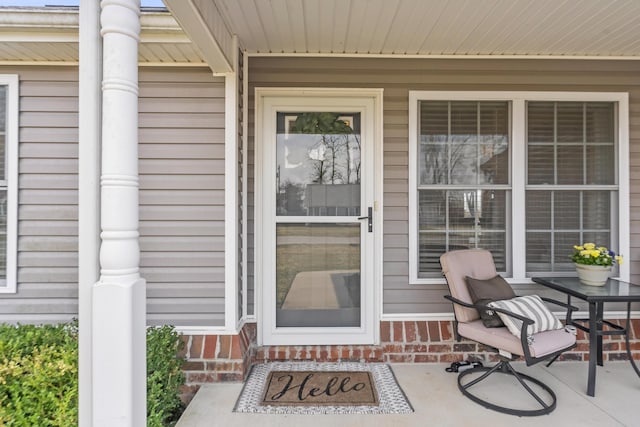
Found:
[502,361,552,409]
[452,319,461,342]
[545,353,561,368]
[457,360,557,416]
[459,360,503,389]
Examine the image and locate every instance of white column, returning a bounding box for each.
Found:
[78,0,102,425]
[93,1,146,426]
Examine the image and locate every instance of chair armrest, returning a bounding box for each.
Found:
[444,294,475,309]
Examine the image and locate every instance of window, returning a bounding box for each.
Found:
[409,91,629,284]
[0,75,18,293]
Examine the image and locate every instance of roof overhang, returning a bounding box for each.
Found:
[163,0,234,73]
[2,0,640,70]
[0,7,207,66]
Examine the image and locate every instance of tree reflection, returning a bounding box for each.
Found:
[289,112,361,185]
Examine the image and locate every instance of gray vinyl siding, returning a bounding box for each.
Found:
[2,67,78,324]
[248,57,640,315]
[0,66,226,327]
[139,68,226,327]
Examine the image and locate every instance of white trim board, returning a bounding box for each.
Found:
[175,326,240,336]
[177,311,640,334]
[0,75,18,294]
[242,51,250,320]
[223,36,240,333]
[381,311,640,322]
[246,52,640,61]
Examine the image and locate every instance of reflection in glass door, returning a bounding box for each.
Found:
[275,112,363,328]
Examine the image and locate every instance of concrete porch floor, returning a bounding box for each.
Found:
[176,362,640,427]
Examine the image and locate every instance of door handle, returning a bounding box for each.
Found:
[357,207,373,233]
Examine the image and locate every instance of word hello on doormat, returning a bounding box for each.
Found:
[261,370,379,406]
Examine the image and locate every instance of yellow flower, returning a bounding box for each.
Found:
[572,242,621,267]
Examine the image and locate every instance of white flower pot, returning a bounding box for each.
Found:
[574,263,612,287]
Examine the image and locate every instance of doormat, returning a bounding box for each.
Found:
[234,362,414,415]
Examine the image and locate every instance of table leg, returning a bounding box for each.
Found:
[596,302,604,366]
[624,302,640,378]
[587,302,597,397]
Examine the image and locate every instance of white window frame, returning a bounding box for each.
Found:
[409,91,629,285]
[0,75,18,293]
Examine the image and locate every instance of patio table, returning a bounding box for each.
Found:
[532,276,640,396]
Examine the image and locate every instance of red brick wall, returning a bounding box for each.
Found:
[178,319,640,403]
[178,323,256,403]
[381,319,640,364]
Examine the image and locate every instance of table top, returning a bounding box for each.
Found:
[532,276,640,302]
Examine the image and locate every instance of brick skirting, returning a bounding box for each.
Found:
[178,319,640,403]
[178,323,256,403]
[380,319,640,364]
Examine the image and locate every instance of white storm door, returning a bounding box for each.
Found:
[257,90,380,346]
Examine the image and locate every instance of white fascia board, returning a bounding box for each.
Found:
[0,9,179,28]
[0,10,188,43]
[0,8,79,28]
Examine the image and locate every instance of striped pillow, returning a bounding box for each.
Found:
[488,295,563,341]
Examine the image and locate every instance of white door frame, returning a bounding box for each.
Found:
[255,88,383,346]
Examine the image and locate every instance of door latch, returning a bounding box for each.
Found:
[357,207,373,233]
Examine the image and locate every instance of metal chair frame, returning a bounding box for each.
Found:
[444,294,578,416]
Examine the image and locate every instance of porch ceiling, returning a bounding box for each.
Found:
[214,0,640,58]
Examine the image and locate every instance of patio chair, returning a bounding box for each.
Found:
[440,249,577,416]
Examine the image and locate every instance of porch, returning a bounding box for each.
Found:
[177,362,638,426]
[1,1,638,425]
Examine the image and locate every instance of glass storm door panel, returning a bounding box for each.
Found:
[260,93,377,346]
[275,112,363,329]
[276,222,361,327]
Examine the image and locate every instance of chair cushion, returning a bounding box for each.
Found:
[458,320,576,359]
[466,275,516,328]
[488,295,563,341]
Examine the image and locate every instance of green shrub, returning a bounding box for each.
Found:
[0,323,79,427]
[0,322,186,427]
[146,326,186,427]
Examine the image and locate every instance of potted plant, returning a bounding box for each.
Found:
[571,243,623,286]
